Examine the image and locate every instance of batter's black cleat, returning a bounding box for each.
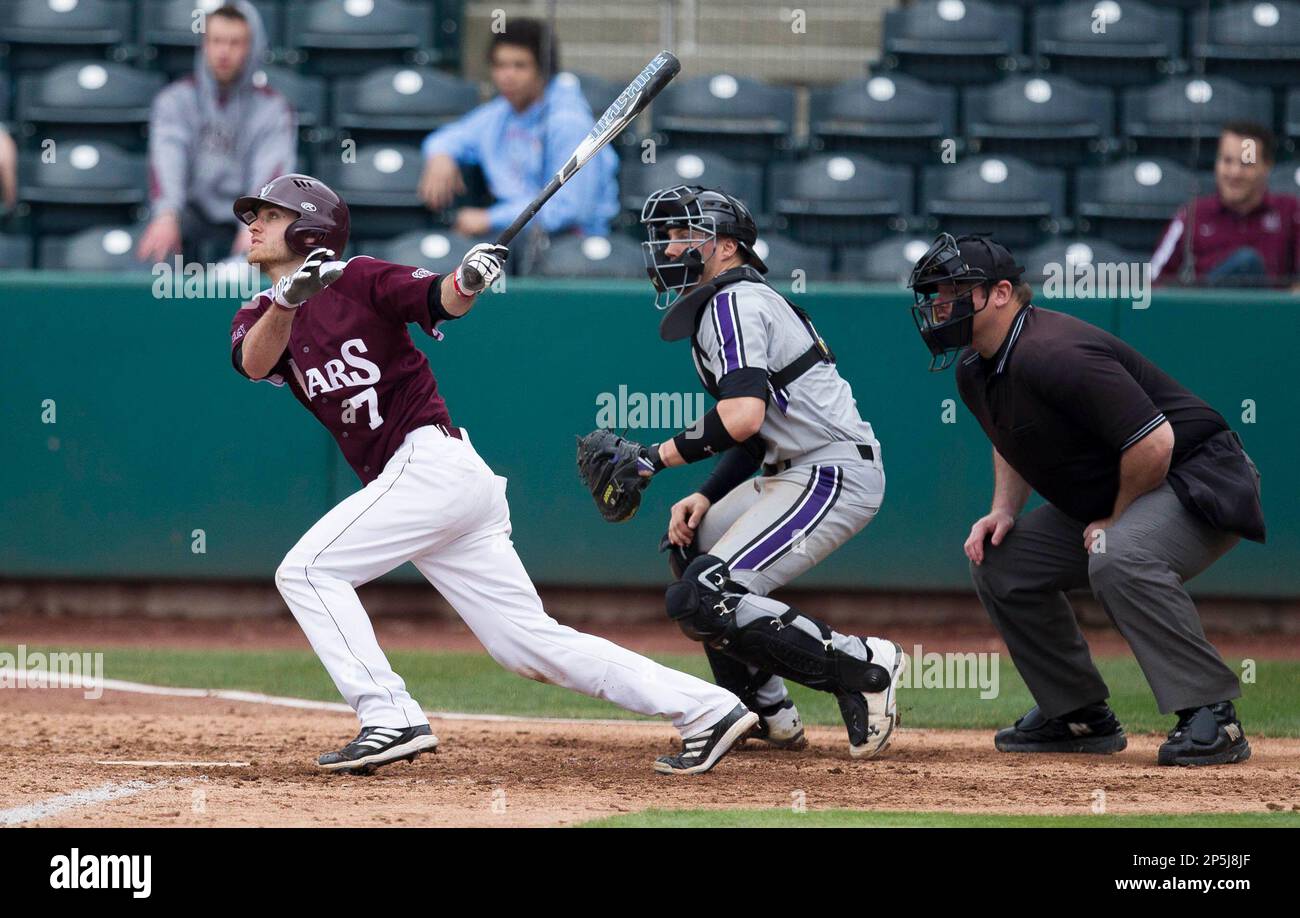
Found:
[318,724,439,775]
[654,704,759,776]
[994,702,1127,754]
[743,698,808,751]
[1157,701,1251,767]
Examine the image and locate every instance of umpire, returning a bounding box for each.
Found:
[908,233,1265,767]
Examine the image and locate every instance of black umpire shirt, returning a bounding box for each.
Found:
[955,304,1228,524]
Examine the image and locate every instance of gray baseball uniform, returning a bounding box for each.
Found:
[687,278,885,706]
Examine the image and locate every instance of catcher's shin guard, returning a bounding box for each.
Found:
[665,555,889,696]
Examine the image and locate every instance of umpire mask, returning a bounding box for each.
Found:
[907,233,1023,371]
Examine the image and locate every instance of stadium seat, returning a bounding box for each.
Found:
[39,224,154,272]
[19,140,148,234]
[808,74,958,165]
[0,0,132,71]
[432,0,465,69]
[964,75,1115,168]
[750,234,834,285]
[1035,0,1182,89]
[286,0,434,76]
[1122,76,1273,168]
[0,233,34,269]
[618,151,764,226]
[1075,157,1203,251]
[1193,1,1300,88]
[880,0,1023,86]
[378,228,490,276]
[140,0,283,77]
[651,74,796,165]
[768,154,914,248]
[1268,160,1300,196]
[333,67,479,146]
[534,233,645,279]
[250,65,327,133]
[837,235,936,285]
[1019,236,1145,286]
[921,155,1067,250]
[556,71,621,121]
[1289,88,1300,141]
[15,62,166,153]
[312,143,429,239]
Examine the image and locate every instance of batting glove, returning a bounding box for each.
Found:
[453,243,509,296]
[271,247,346,309]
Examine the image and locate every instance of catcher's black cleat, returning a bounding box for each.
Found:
[994,702,1127,754]
[318,724,439,775]
[839,637,906,759]
[654,704,759,776]
[743,698,808,751]
[1157,701,1251,767]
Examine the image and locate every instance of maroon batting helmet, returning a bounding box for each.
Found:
[234,173,350,257]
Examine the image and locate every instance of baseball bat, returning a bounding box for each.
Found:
[461,49,682,287]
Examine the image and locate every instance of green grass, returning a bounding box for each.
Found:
[5,644,1298,737]
[579,809,1300,828]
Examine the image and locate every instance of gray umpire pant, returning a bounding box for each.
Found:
[969,482,1241,718]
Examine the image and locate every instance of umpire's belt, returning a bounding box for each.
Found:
[763,442,875,476]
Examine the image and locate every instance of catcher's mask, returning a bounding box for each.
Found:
[907,232,1024,371]
[640,185,768,310]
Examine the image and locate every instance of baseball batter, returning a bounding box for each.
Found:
[577,186,906,758]
[228,173,757,775]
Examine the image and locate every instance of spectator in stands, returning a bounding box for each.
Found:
[138,1,296,264]
[0,125,16,212]
[1151,122,1300,288]
[418,18,618,239]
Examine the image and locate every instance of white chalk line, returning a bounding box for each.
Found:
[0,779,185,827]
[0,667,658,727]
[0,666,661,825]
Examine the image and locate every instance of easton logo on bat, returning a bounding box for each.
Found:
[591,51,674,137]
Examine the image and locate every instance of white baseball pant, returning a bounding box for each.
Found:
[275,424,739,737]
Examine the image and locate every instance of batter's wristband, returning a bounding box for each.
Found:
[672,407,740,464]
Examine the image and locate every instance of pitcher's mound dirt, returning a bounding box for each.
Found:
[2,688,1297,827]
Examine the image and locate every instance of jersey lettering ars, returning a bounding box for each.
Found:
[229,256,453,482]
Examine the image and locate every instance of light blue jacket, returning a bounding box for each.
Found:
[421,77,619,236]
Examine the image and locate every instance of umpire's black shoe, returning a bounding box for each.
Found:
[1157,701,1251,767]
[318,724,439,774]
[654,704,759,776]
[994,702,1127,754]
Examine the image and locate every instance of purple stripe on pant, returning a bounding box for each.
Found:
[732,466,838,571]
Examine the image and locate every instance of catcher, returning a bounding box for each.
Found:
[577,185,906,758]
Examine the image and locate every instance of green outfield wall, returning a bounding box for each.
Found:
[1,274,1294,597]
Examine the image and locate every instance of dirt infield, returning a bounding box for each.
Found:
[3,687,1297,827]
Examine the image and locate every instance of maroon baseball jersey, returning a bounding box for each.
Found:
[230,256,454,483]
[1151,192,1300,286]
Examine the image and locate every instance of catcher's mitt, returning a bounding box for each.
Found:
[576,429,656,523]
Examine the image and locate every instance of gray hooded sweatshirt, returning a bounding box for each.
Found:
[148,0,296,225]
